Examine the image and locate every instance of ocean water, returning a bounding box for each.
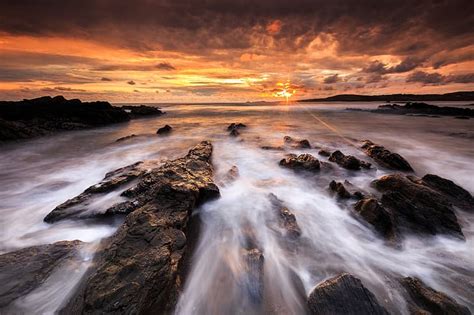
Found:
[0,102,473,314]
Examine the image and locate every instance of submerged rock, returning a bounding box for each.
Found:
[318,149,331,157]
[307,273,388,315]
[225,165,240,182]
[361,140,413,171]
[63,141,219,314]
[157,124,172,135]
[279,153,320,172]
[241,248,265,304]
[329,150,371,170]
[229,128,240,137]
[401,277,471,315]
[260,145,285,151]
[268,193,302,239]
[284,136,311,149]
[44,162,146,223]
[227,122,247,131]
[115,134,137,142]
[373,174,465,239]
[354,198,397,241]
[0,240,83,308]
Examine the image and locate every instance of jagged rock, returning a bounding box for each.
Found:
[401,277,471,315]
[329,150,371,170]
[268,193,301,239]
[240,248,264,304]
[279,154,320,172]
[44,162,146,223]
[354,198,397,241]
[122,105,163,117]
[63,141,219,314]
[361,140,413,171]
[284,136,311,149]
[0,241,83,308]
[0,96,130,142]
[116,134,137,142]
[318,149,331,157]
[307,273,389,315]
[373,174,464,239]
[157,124,172,135]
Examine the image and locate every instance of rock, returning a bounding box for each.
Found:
[260,145,284,151]
[227,122,247,131]
[307,273,389,315]
[329,180,352,199]
[268,193,301,239]
[284,136,311,149]
[240,248,264,304]
[318,149,331,157]
[115,134,137,142]
[157,124,172,135]
[225,165,240,182]
[279,154,320,172]
[373,174,464,239]
[361,140,413,171]
[371,102,474,117]
[44,162,146,223]
[63,141,220,314]
[401,277,471,315]
[229,128,240,137]
[354,198,397,241]
[418,174,473,212]
[329,150,371,170]
[122,105,163,117]
[0,240,83,308]
[0,96,130,142]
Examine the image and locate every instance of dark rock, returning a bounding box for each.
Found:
[0,240,83,308]
[227,122,247,131]
[157,124,172,135]
[279,153,320,172]
[260,145,284,151]
[307,273,389,315]
[225,165,240,182]
[122,105,163,117]
[329,150,371,170]
[240,248,264,304]
[371,102,474,117]
[419,174,473,212]
[268,193,302,239]
[44,162,145,223]
[318,149,331,157]
[329,180,352,199]
[401,277,471,315]
[284,136,311,149]
[361,140,413,171]
[115,134,137,142]
[0,96,130,142]
[354,198,397,241]
[229,128,240,137]
[63,141,219,314]
[373,174,464,239]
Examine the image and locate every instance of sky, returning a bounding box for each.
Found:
[0,0,473,103]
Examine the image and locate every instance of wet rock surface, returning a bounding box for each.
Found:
[63,141,219,314]
[361,140,414,171]
[329,180,365,200]
[401,277,471,315]
[268,193,301,239]
[228,123,247,136]
[318,149,331,157]
[279,153,320,172]
[44,162,147,223]
[329,150,371,170]
[354,197,397,241]
[307,273,389,315]
[157,124,172,135]
[115,134,138,142]
[0,240,83,309]
[240,248,265,304]
[284,136,311,149]
[0,96,130,142]
[373,174,465,239]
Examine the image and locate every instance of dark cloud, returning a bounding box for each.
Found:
[41,87,86,92]
[323,74,339,84]
[94,62,176,71]
[406,71,474,85]
[363,57,423,75]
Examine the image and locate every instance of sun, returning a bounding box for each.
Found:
[272,80,297,104]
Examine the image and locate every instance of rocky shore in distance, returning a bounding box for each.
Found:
[0,96,164,142]
[347,102,474,118]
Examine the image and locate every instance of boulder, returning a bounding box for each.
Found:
[63,141,220,314]
[225,165,240,182]
[318,149,331,157]
[354,198,397,241]
[329,180,352,199]
[361,140,413,171]
[44,162,146,223]
[0,241,83,308]
[157,124,172,135]
[401,277,470,315]
[307,273,389,315]
[329,150,371,170]
[283,136,311,149]
[268,193,302,239]
[373,174,464,239]
[279,154,320,172]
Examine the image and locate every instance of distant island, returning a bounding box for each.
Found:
[299,91,474,102]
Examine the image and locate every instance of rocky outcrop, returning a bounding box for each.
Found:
[354,198,397,241]
[284,136,311,149]
[361,140,413,171]
[63,141,219,314]
[373,174,465,239]
[122,105,163,117]
[279,154,320,172]
[329,150,371,170]
[329,180,365,200]
[0,96,130,142]
[157,124,172,135]
[401,277,471,315]
[228,123,247,137]
[0,241,83,308]
[372,102,474,117]
[307,273,389,315]
[44,162,147,223]
[268,193,301,239]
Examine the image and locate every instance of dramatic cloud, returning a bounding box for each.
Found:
[323,74,340,84]
[407,71,474,85]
